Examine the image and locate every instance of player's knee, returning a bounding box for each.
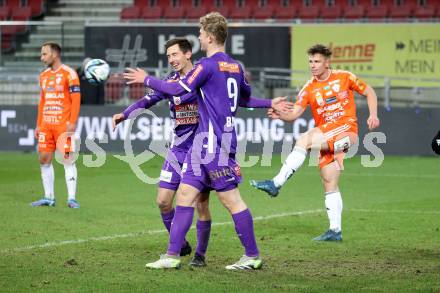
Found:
[156,198,172,212]
[39,155,52,165]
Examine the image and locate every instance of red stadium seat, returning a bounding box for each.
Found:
[185,0,209,21]
[121,6,141,21]
[134,0,149,8]
[227,0,253,20]
[297,4,320,20]
[29,0,45,17]
[206,0,230,18]
[388,0,415,19]
[104,74,125,104]
[343,4,365,20]
[273,0,298,20]
[414,4,436,18]
[141,6,163,20]
[253,0,276,20]
[5,0,21,9]
[364,0,391,20]
[10,6,31,34]
[320,0,343,20]
[162,1,186,20]
[0,6,11,20]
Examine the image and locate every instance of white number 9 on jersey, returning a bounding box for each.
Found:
[227,77,238,113]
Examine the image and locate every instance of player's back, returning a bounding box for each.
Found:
[192,52,250,155]
[39,64,80,127]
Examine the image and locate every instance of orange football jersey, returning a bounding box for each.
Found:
[37,64,81,128]
[295,70,367,129]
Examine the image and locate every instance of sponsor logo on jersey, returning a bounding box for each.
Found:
[337,90,348,99]
[326,96,337,104]
[188,64,203,84]
[175,104,199,125]
[325,91,333,96]
[332,83,340,92]
[173,96,181,105]
[56,77,62,84]
[209,167,235,181]
[45,92,65,99]
[315,92,324,106]
[69,85,81,93]
[218,62,240,73]
[160,170,173,183]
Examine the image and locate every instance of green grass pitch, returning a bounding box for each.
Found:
[0,153,439,292]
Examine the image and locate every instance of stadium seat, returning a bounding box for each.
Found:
[206,0,230,18]
[413,3,436,19]
[363,0,391,20]
[0,6,11,20]
[273,0,298,20]
[134,0,149,7]
[320,0,343,20]
[388,0,415,19]
[9,6,31,34]
[162,1,186,20]
[29,0,45,18]
[253,0,276,20]
[104,73,125,104]
[227,0,253,20]
[297,3,320,20]
[185,0,209,21]
[141,6,163,20]
[5,0,21,9]
[343,4,365,20]
[121,6,141,21]
[129,83,146,100]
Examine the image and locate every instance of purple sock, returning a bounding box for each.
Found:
[161,209,174,233]
[161,209,189,249]
[232,209,259,257]
[167,205,194,256]
[196,220,211,256]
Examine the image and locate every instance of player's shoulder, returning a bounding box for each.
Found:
[164,71,180,82]
[300,77,315,92]
[39,68,51,78]
[332,69,356,79]
[60,64,79,80]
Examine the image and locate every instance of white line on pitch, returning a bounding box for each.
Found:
[0,209,323,254]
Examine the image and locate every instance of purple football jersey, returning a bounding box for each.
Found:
[123,71,199,152]
[145,52,252,155]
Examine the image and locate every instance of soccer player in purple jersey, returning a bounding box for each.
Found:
[124,13,293,270]
[113,38,212,266]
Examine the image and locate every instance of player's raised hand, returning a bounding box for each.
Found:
[367,115,380,130]
[123,68,148,84]
[112,113,125,131]
[271,96,294,113]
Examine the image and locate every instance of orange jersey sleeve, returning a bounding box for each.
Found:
[294,78,313,109]
[37,76,45,127]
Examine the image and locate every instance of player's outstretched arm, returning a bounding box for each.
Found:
[124,68,188,97]
[268,104,305,122]
[363,85,380,130]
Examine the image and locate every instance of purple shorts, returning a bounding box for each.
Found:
[180,149,242,192]
[158,149,187,191]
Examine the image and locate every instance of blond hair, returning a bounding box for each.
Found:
[199,12,228,45]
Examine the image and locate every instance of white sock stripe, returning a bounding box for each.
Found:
[293,146,307,155]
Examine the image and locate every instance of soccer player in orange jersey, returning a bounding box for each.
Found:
[31,42,81,208]
[251,44,380,241]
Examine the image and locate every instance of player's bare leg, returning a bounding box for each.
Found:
[31,152,55,207]
[146,184,199,269]
[216,188,262,270]
[190,192,211,267]
[156,187,192,256]
[313,161,343,241]
[251,127,328,197]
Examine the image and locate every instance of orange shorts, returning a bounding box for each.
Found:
[318,120,358,169]
[37,126,73,154]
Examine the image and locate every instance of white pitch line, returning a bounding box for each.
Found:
[0,209,323,254]
[349,208,440,215]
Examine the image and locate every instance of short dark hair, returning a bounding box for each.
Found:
[42,41,62,55]
[307,44,332,58]
[165,37,192,54]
